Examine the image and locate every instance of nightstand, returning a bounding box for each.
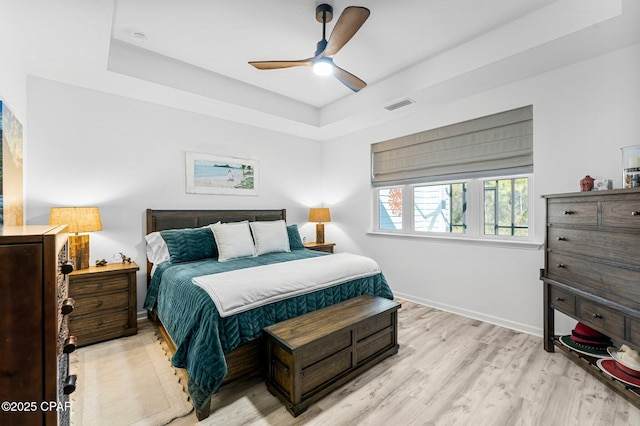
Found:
[303,242,335,253]
[68,262,139,347]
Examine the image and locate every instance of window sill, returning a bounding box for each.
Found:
[366,231,543,250]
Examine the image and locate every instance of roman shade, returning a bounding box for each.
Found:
[371,106,533,186]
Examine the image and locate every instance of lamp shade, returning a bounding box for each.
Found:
[308,208,331,223]
[49,207,102,233]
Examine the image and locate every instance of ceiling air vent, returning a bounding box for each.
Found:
[384,98,415,111]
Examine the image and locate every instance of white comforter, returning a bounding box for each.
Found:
[191,253,381,317]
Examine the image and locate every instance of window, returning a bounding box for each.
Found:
[374,175,530,240]
[484,177,528,236]
[413,183,466,233]
[370,106,533,242]
[378,187,402,230]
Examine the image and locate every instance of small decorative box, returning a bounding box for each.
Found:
[593,179,613,191]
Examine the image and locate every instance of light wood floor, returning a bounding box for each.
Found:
[157,300,640,425]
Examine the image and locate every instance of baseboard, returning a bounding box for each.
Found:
[393,291,543,337]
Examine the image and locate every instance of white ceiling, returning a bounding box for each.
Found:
[3,0,637,141]
[104,0,639,140]
[111,0,557,108]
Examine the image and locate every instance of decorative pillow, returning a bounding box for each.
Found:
[286,224,305,250]
[250,220,291,255]
[210,221,257,262]
[160,227,217,263]
[145,231,170,264]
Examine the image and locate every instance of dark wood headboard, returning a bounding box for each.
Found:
[145,208,286,283]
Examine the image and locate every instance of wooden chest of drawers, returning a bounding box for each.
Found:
[264,295,400,416]
[542,187,640,406]
[0,225,76,425]
[68,262,139,346]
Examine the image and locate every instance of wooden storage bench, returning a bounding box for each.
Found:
[263,294,400,416]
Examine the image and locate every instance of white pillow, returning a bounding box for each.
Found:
[145,231,170,265]
[210,221,257,262]
[250,220,291,255]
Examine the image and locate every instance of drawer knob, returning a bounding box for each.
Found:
[63,375,77,395]
[63,336,77,354]
[556,237,566,241]
[61,298,75,315]
[98,320,104,326]
[557,263,565,268]
[592,313,603,319]
[97,300,103,307]
[562,210,574,215]
[61,261,74,275]
[555,297,565,302]
[632,211,640,216]
[97,283,103,288]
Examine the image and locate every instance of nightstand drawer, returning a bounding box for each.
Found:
[69,309,130,340]
[69,274,129,296]
[71,291,129,317]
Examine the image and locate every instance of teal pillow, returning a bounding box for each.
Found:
[160,227,217,263]
[287,224,305,250]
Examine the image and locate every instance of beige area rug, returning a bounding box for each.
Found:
[69,325,193,426]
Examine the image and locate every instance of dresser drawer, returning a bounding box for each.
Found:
[548,286,576,315]
[70,291,129,317]
[602,200,640,228]
[576,298,625,339]
[547,201,597,225]
[547,252,640,311]
[547,227,640,267]
[628,318,640,347]
[69,274,129,297]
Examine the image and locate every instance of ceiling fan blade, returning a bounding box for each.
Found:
[249,58,313,70]
[333,65,367,92]
[323,6,370,57]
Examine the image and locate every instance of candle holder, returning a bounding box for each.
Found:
[622,145,640,188]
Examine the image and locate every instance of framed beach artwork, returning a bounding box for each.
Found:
[186,152,259,196]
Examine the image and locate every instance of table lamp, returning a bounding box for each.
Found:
[308,208,331,244]
[49,207,102,270]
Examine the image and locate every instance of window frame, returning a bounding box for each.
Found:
[372,173,535,243]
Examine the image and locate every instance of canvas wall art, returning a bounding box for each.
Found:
[0,100,24,225]
[186,152,258,196]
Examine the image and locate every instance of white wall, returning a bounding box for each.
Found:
[24,77,324,314]
[322,43,640,336]
[17,41,640,335]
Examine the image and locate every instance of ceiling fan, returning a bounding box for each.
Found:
[248,4,370,92]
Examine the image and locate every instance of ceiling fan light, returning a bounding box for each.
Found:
[313,59,334,76]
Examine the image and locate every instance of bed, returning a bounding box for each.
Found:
[143,208,394,420]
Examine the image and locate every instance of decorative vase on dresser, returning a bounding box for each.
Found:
[0,225,77,425]
[541,187,640,407]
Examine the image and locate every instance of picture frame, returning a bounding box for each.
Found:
[186,152,259,196]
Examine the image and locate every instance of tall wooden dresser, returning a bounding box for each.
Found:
[0,225,77,425]
[541,187,640,407]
